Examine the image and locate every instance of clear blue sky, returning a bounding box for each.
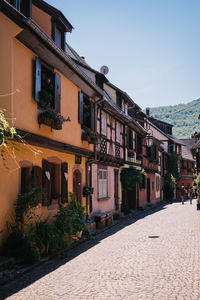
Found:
[47,0,200,109]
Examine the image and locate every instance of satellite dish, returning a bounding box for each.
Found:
[100,65,109,75]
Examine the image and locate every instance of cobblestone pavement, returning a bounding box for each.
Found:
[1,200,200,300]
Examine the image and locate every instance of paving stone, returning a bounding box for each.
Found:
[1,200,200,299]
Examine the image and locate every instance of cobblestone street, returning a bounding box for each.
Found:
[1,200,200,300]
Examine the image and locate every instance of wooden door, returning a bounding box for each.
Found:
[128,185,137,210]
[73,170,82,204]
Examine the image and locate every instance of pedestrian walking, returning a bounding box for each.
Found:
[189,187,193,204]
[181,185,185,205]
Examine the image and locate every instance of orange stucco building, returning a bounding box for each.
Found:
[0,0,103,244]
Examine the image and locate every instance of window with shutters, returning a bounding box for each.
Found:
[101,111,107,136]
[98,168,108,199]
[34,58,61,113]
[42,159,67,205]
[52,21,65,51]
[78,92,95,131]
[10,0,32,17]
[116,122,121,143]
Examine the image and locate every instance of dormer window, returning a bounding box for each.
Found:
[116,93,122,109]
[52,21,65,51]
[10,0,32,17]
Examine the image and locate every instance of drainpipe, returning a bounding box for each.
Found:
[85,96,104,217]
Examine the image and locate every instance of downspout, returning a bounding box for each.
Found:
[85,96,104,217]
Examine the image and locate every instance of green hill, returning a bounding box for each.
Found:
[149,99,200,138]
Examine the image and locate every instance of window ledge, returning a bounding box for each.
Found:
[98,196,110,201]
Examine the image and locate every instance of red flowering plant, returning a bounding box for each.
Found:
[127,149,135,157]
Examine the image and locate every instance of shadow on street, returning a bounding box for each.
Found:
[0,201,170,299]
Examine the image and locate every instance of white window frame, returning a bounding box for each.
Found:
[101,111,107,136]
[98,168,108,199]
[116,122,121,143]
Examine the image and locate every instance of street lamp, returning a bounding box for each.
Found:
[146,129,153,147]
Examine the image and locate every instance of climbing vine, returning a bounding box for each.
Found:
[120,166,143,190]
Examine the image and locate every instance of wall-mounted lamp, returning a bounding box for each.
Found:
[146,128,153,147]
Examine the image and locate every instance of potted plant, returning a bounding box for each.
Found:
[38,108,70,130]
[82,128,99,144]
[128,149,135,158]
[136,153,143,160]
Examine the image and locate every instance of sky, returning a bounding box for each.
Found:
[47,0,200,109]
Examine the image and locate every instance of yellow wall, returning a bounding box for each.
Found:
[0,142,87,245]
[0,12,22,123]
[32,4,52,38]
[11,33,93,151]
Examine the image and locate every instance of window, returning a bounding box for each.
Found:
[42,159,68,205]
[116,122,121,143]
[101,111,107,136]
[11,0,32,17]
[52,22,65,51]
[78,92,94,130]
[127,128,133,150]
[136,135,142,154]
[116,93,122,109]
[34,57,61,112]
[140,174,146,189]
[98,168,108,199]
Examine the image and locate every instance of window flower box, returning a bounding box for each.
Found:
[136,153,143,160]
[128,149,135,158]
[38,108,70,131]
[82,128,98,144]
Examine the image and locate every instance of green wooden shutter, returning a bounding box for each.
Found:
[54,73,61,113]
[35,57,41,103]
[61,162,68,203]
[78,92,84,124]
[42,159,51,206]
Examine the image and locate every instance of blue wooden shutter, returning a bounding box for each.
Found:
[35,57,41,103]
[78,92,83,125]
[54,73,61,113]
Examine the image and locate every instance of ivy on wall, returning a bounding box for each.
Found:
[120,166,143,191]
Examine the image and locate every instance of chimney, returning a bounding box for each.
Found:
[146,107,150,117]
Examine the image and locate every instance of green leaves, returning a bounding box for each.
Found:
[120,167,143,191]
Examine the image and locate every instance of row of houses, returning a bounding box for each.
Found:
[0,0,195,243]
